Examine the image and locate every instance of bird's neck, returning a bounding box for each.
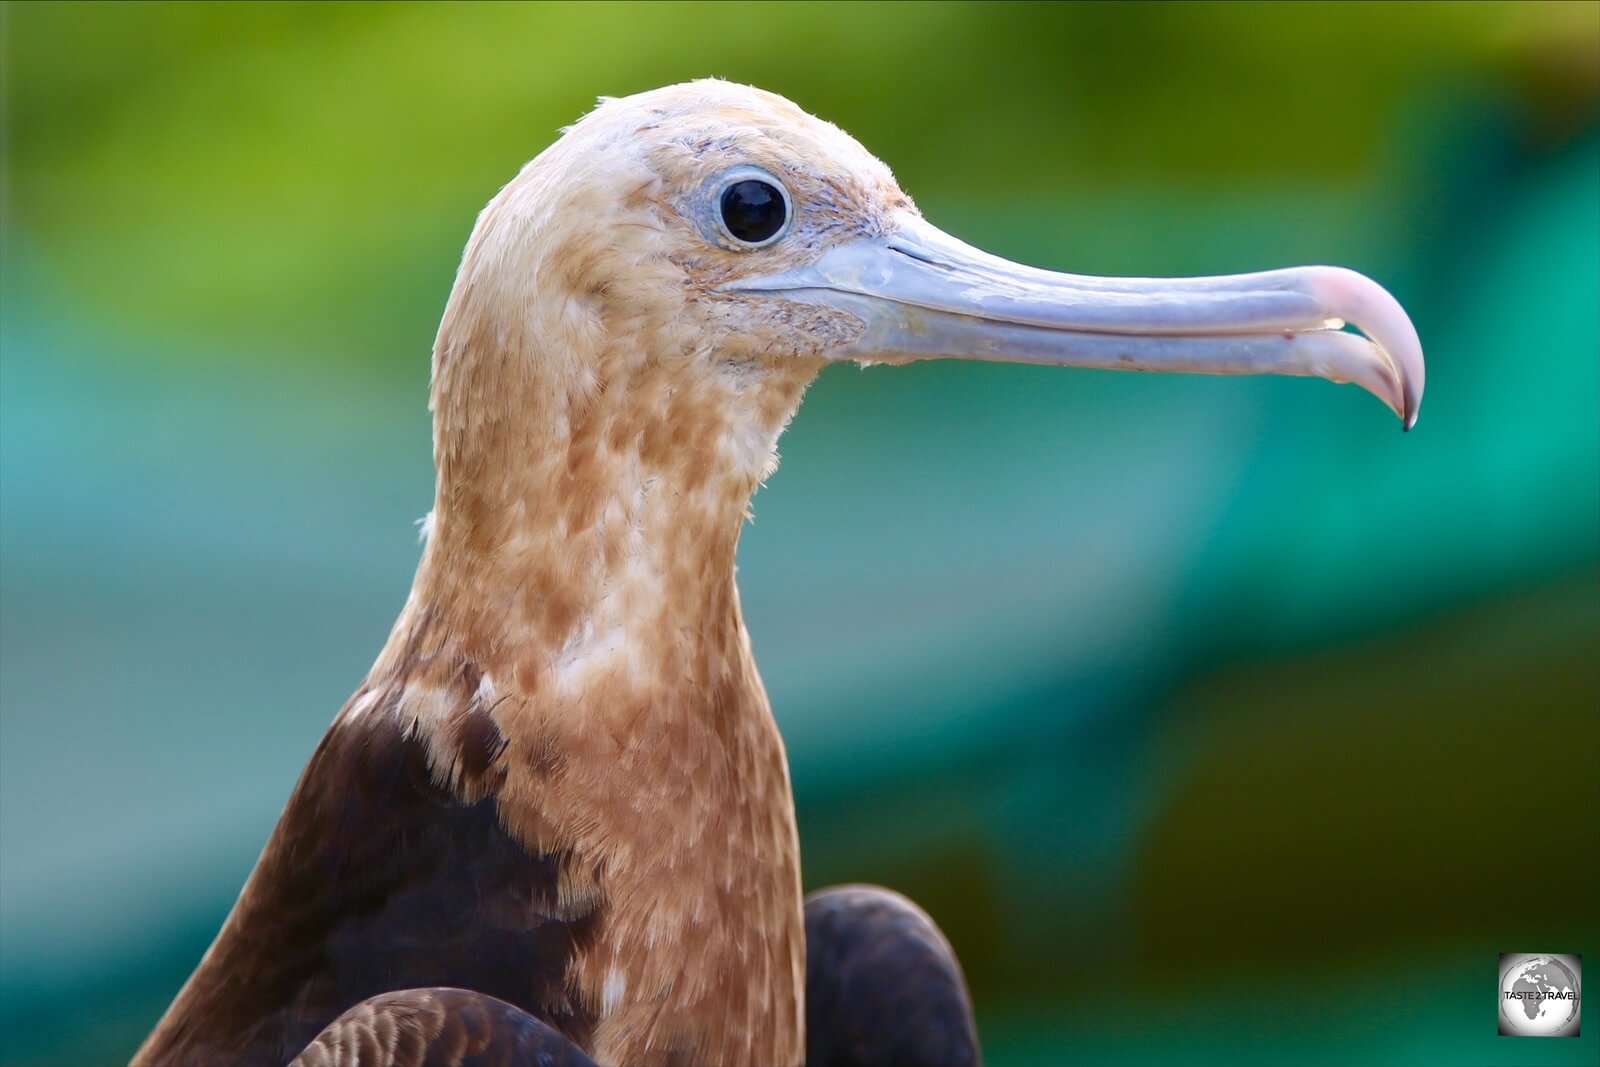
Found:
[364,344,815,1064]
[406,439,744,686]
[384,349,814,690]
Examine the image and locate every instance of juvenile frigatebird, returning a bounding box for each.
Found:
[133,80,1423,1067]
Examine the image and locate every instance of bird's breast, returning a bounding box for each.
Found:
[489,650,806,1067]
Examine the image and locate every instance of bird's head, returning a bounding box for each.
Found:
[428,79,1423,542]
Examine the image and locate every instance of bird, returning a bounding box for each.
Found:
[132,80,1423,1067]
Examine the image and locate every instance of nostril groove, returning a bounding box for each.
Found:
[887,243,944,269]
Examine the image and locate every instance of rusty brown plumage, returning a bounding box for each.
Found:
[135,81,916,1067]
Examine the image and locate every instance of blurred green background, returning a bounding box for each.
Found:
[2,2,1597,1064]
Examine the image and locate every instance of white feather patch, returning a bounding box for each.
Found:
[395,683,454,739]
[474,672,497,705]
[602,968,627,1016]
[342,689,383,724]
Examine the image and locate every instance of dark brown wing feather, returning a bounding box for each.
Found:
[804,885,981,1067]
[289,988,596,1067]
[135,700,600,1067]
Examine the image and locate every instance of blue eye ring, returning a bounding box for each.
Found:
[711,169,793,249]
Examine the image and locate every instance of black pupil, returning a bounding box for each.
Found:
[720,180,786,244]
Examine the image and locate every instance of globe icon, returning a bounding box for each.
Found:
[1500,954,1581,1037]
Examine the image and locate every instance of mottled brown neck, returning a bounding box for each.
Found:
[365,336,814,1065]
[390,321,814,669]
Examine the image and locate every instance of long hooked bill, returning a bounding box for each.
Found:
[721,214,1424,429]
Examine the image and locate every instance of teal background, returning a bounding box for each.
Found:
[2,2,1597,1064]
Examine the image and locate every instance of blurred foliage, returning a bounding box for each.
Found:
[2,3,1598,1066]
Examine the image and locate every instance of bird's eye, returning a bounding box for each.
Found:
[718,179,789,247]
